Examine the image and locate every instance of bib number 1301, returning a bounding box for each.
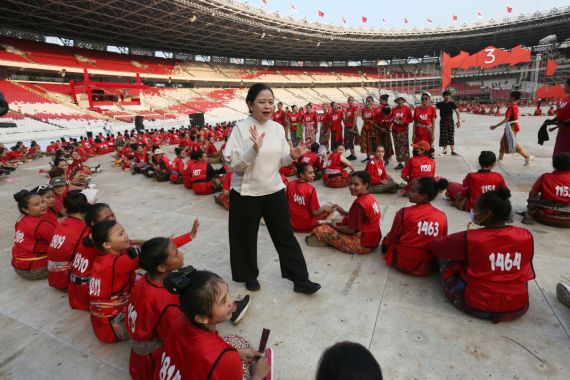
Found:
[488,252,522,271]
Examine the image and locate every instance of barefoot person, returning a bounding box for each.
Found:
[223,83,321,294]
[490,91,534,166]
[436,90,461,155]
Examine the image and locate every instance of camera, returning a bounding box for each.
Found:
[0,91,8,117]
[164,265,196,293]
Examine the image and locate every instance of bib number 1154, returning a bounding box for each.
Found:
[488,252,522,271]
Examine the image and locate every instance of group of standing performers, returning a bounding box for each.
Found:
[273,91,463,171]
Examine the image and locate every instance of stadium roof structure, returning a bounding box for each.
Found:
[2,1,570,62]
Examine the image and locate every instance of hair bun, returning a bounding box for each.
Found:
[436,178,449,191]
[13,189,31,203]
[164,266,196,294]
[496,187,511,199]
[127,245,141,259]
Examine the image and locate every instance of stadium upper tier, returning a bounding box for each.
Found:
[0,36,430,84]
[1,1,569,61]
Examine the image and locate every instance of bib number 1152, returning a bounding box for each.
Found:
[488,252,522,271]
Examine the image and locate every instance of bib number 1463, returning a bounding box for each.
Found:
[488,252,522,271]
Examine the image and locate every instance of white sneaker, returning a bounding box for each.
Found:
[524,156,535,166]
[557,283,570,308]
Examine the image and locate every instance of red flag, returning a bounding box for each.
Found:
[507,6,513,13]
[318,10,325,17]
[290,4,297,13]
[427,18,432,24]
[262,0,267,4]
[342,17,347,25]
[477,11,482,18]
[452,15,458,21]
[362,16,367,23]
[382,18,387,23]
[404,18,408,24]
[546,58,558,76]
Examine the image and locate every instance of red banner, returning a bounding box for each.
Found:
[545,59,557,77]
[536,84,569,100]
[442,45,531,88]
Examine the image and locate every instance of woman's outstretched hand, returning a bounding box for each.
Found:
[290,142,308,160]
[249,125,265,154]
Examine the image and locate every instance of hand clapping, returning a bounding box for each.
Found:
[249,125,265,153]
[290,142,308,160]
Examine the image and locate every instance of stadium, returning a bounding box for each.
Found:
[0,0,569,379]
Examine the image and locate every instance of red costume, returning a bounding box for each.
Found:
[46,216,89,289]
[68,233,100,310]
[126,276,183,380]
[462,171,507,211]
[365,157,388,185]
[287,180,321,232]
[383,203,447,276]
[402,156,436,181]
[89,252,139,343]
[12,215,57,272]
[432,226,535,314]
[413,106,437,143]
[156,319,242,380]
[351,194,381,248]
[189,161,214,195]
[323,152,348,187]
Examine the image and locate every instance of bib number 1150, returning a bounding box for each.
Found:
[488,252,522,271]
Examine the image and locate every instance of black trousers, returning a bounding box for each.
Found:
[229,189,309,283]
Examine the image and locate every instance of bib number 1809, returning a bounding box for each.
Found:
[488,252,522,272]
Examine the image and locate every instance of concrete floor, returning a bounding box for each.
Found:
[0,111,569,380]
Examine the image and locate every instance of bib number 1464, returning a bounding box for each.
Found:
[488,252,522,271]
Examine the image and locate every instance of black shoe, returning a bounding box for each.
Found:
[245,279,261,291]
[294,279,321,295]
[346,155,357,161]
[231,295,251,325]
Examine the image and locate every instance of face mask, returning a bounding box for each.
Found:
[469,210,484,226]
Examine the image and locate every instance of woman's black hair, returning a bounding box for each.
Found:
[245,83,274,110]
[164,268,225,330]
[85,203,111,226]
[416,177,449,201]
[476,187,512,223]
[553,152,570,171]
[54,157,67,168]
[48,166,65,179]
[510,91,521,101]
[442,90,452,97]
[479,151,497,167]
[190,149,204,161]
[351,171,371,187]
[84,220,118,251]
[310,142,320,153]
[315,341,383,380]
[63,190,90,214]
[174,147,184,156]
[333,142,344,151]
[135,237,172,273]
[13,189,40,214]
[295,162,311,178]
[366,96,374,102]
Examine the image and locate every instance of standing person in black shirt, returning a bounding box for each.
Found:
[436,91,461,155]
